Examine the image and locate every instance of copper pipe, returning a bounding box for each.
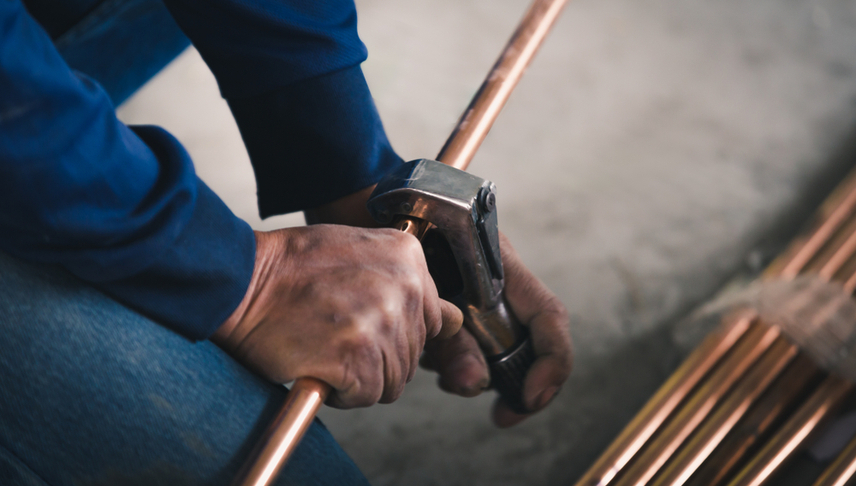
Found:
[232,2,570,484]
[727,375,854,486]
[841,245,856,293]
[578,151,856,486]
[651,337,799,486]
[573,311,755,486]
[235,180,426,486]
[399,0,570,235]
[437,0,569,170]
[685,355,820,486]
[840,239,856,293]
[394,215,430,239]
[842,262,856,294]
[812,429,856,486]
[765,171,856,280]
[612,321,782,486]
[810,215,856,280]
[232,378,329,486]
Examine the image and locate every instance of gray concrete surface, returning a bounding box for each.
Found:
[117,0,856,484]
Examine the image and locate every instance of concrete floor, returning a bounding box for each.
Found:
[117,0,856,484]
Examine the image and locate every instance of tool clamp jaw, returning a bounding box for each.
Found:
[368,159,535,413]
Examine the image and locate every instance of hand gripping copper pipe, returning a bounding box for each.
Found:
[812,429,856,486]
[232,1,569,485]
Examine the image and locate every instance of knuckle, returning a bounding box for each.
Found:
[543,296,570,323]
[381,381,405,404]
[396,233,425,261]
[415,318,428,349]
[337,338,384,408]
[377,313,397,338]
[342,327,375,356]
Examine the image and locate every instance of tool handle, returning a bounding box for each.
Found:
[488,328,536,414]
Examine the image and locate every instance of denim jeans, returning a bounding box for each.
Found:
[0,251,370,485]
[5,2,369,484]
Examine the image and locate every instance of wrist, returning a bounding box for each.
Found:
[303,185,379,228]
[211,230,277,350]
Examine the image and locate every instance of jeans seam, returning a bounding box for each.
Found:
[0,441,51,486]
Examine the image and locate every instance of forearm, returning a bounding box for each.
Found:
[160,0,402,218]
[0,0,255,340]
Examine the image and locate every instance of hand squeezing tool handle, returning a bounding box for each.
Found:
[367,159,535,412]
[233,1,569,484]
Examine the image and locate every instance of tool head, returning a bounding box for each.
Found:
[368,159,515,352]
[368,159,535,413]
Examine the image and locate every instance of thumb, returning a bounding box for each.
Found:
[423,328,490,397]
[435,299,464,339]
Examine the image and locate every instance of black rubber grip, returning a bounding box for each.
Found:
[487,330,536,414]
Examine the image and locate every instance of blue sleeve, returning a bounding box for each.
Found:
[163,0,403,216]
[0,0,255,340]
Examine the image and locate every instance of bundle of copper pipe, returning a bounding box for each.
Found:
[575,169,856,486]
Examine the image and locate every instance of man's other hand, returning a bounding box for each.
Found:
[212,226,464,409]
[420,232,573,428]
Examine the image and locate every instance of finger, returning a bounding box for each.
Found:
[327,375,384,409]
[324,334,385,409]
[490,355,565,427]
[498,232,573,412]
[436,299,464,339]
[420,263,445,341]
[379,346,406,404]
[492,397,531,428]
[423,329,489,397]
[521,310,572,411]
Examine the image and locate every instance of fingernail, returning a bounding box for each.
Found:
[535,386,560,410]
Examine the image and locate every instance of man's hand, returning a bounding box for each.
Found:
[420,232,573,427]
[212,225,464,409]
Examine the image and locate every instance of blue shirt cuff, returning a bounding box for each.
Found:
[94,178,256,341]
[228,65,403,217]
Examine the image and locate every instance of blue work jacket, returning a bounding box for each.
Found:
[0,0,402,339]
